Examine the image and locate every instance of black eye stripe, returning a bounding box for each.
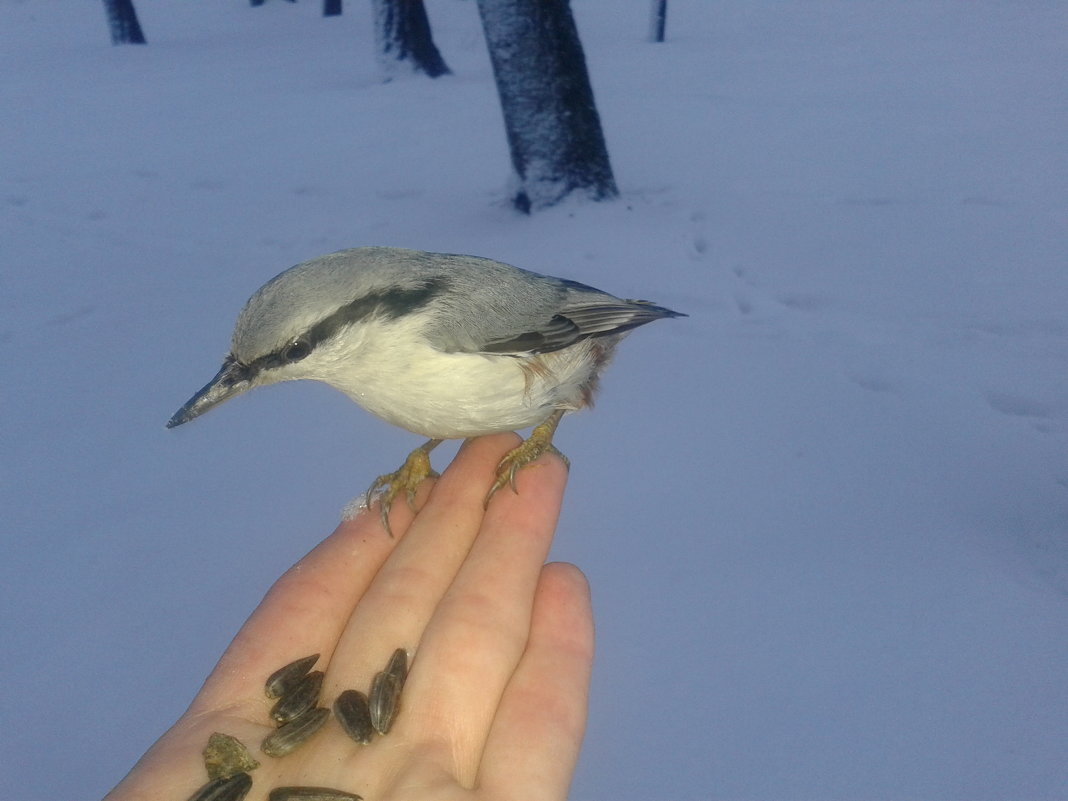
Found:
[246,277,449,374]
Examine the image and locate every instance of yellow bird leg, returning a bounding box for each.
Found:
[366,438,442,536]
[486,410,569,507]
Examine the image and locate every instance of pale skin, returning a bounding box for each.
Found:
[105,433,593,801]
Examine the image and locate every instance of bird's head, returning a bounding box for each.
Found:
[166,247,446,428]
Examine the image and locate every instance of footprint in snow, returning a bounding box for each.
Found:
[845,370,898,395]
[985,391,1055,419]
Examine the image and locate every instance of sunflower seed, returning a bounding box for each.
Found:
[333,689,374,745]
[270,670,324,725]
[265,654,320,699]
[203,732,260,780]
[261,707,330,757]
[368,671,401,735]
[267,787,362,801]
[185,772,253,801]
[383,648,408,690]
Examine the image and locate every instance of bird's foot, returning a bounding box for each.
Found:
[366,440,441,536]
[485,413,569,507]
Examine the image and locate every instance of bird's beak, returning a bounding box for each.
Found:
[166,356,253,428]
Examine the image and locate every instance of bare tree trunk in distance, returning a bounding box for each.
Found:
[372,0,451,79]
[476,0,618,213]
[103,0,146,45]
[324,0,342,16]
[649,0,667,42]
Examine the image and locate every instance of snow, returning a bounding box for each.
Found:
[3,1,1067,799]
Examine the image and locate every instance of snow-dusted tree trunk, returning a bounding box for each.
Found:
[649,0,667,42]
[103,0,146,45]
[372,0,451,80]
[476,0,617,213]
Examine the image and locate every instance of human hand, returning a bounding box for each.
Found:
[105,433,593,801]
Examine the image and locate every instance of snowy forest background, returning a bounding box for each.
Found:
[3,1,1068,799]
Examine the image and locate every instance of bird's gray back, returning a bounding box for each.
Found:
[230,246,667,362]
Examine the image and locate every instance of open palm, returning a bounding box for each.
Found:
[105,434,592,801]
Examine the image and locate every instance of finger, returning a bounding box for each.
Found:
[320,433,521,695]
[479,563,594,800]
[189,485,427,713]
[399,449,569,785]
[111,503,424,800]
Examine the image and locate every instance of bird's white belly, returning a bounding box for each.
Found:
[309,322,598,438]
[351,351,551,438]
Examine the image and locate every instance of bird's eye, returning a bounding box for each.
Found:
[283,339,312,362]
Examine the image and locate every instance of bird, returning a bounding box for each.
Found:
[167,246,685,531]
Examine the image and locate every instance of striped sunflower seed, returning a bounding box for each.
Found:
[265,654,320,699]
[267,787,362,801]
[333,689,374,745]
[261,707,330,757]
[185,772,253,801]
[270,670,325,725]
[383,648,408,690]
[368,671,401,735]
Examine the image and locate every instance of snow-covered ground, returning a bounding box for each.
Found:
[3,1,1067,798]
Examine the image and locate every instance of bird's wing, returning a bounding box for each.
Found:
[420,261,684,356]
[477,299,683,356]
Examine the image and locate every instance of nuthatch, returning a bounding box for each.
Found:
[168,247,684,529]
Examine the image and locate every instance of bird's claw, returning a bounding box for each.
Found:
[366,444,439,536]
[484,418,569,507]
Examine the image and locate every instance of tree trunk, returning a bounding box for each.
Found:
[649,0,667,42]
[103,0,146,45]
[324,0,342,16]
[371,0,451,80]
[476,0,618,213]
